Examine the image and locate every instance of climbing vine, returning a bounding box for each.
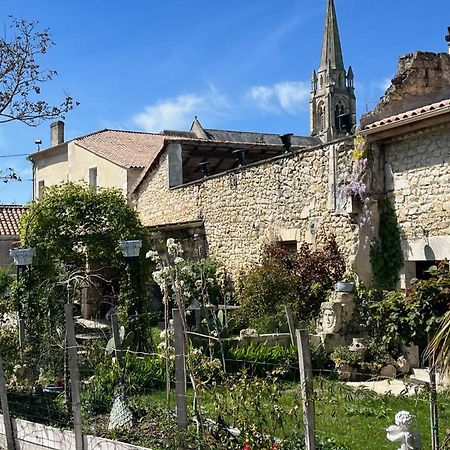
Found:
[370,199,404,290]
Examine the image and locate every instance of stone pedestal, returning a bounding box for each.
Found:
[312,290,355,352]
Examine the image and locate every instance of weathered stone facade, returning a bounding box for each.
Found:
[384,123,450,276]
[133,139,370,279]
[361,51,450,286]
[385,124,450,240]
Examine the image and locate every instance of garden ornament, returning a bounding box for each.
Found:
[108,371,133,430]
[319,301,342,333]
[386,411,422,449]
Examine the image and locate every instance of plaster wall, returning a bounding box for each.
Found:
[68,142,129,194]
[33,147,68,194]
[134,140,367,279]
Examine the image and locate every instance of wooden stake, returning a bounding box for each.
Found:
[0,356,15,450]
[64,304,84,450]
[285,306,296,346]
[296,328,316,450]
[173,308,187,431]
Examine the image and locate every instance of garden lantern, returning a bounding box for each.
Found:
[119,239,144,349]
[118,240,142,258]
[10,247,35,349]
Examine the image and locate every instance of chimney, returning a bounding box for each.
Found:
[50,121,65,147]
[446,27,450,54]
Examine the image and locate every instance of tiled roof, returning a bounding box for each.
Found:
[75,130,166,169]
[362,99,450,131]
[0,205,27,236]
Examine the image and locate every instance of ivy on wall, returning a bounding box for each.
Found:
[369,198,404,290]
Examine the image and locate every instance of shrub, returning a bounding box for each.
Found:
[236,236,345,330]
[226,344,298,379]
[83,354,169,413]
[352,261,450,352]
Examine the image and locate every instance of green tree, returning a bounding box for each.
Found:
[18,183,153,361]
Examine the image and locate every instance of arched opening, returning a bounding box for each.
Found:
[318,102,326,132]
[335,101,345,131]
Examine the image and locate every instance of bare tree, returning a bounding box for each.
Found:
[0,167,20,183]
[0,17,78,126]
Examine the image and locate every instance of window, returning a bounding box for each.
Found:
[89,167,97,194]
[38,180,45,198]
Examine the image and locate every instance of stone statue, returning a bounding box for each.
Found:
[386,411,422,450]
[319,301,342,333]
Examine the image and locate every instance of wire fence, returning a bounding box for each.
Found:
[0,308,449,450]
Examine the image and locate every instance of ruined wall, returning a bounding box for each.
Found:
[362,52,450,127]
[384,123,450,263]
[134,139,365,279]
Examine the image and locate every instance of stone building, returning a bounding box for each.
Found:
[131,0,371,279]
[28,122,165,199]
[361,51,450,287]
[0,205,27,267]
[25,0,450,289]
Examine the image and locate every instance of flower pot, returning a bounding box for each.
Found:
[335,281,354,292]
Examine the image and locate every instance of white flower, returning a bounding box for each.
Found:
[146,250,160,262]
[174,256,184,265]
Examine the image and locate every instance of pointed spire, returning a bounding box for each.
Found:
[319,0,344,72]
[311,70,318,92]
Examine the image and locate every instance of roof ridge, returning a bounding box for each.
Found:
[0,204,27,208]
[204,128,309,138]
[75,129,164,141]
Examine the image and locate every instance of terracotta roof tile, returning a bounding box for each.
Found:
[363,99,450,131]
[75,130,166,169]
[0,205,27,236]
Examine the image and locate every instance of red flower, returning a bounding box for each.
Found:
[242,442,251,450]
[272,443,278,450]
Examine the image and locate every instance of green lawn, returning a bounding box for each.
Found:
[9,378,450,449]
[125,379,450,449]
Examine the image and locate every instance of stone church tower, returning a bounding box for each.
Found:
[310,0,356,142]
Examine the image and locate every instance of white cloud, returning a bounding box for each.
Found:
[248,81,309,114]
[132,87,228,132]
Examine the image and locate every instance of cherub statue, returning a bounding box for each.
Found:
[386,411,422,450]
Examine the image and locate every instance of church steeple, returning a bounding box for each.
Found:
[310,0,356,142]
[319,0,344,72]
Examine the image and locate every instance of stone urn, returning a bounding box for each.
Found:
[335,280,354,293]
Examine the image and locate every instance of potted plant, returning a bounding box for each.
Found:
[335,271,356,292]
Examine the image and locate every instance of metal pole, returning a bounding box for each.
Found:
[16,266,25,350]
[429,360,439,450]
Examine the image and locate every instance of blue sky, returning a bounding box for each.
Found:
[0,0,448,205]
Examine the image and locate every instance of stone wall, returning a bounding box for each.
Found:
[134,138,368,279]
[362,52,450,127]
[384,123,450,265]
[0,237,17,267]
